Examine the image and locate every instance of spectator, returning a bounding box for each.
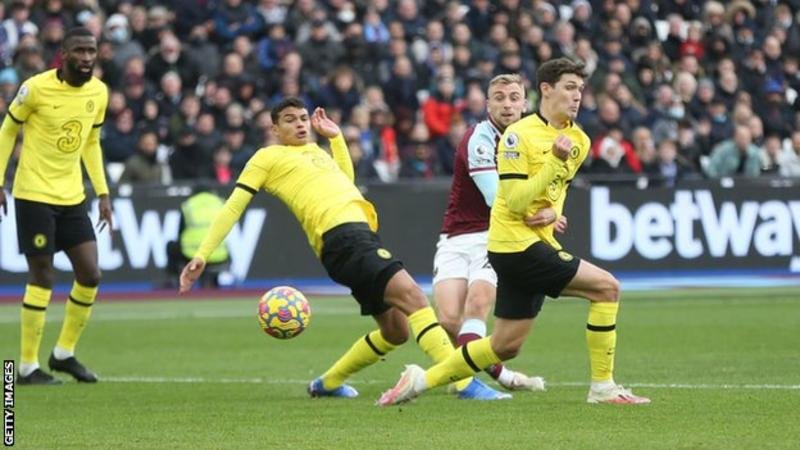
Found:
[119,130,170,184]
[779,131,800,177]
[704,125,762,178]
[647,139,695,188]
[170,127,215,181]
[257,24,293,73]
[145,32,200,91]
[2,1,38,57]
[589,127,642,174]
[317,66,361,122]
[212,0,264,45]
[102,109,138,163]
[298,19,344,81]
[103,14,145,77]
[422,74,460,141]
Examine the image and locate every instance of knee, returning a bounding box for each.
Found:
[401,284,429,310]
[601,275,620,302]
[78,269,102,288]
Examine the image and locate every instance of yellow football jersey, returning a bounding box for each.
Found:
[237,135,377,255]
[2,69,109,204]
[489,113,591,253]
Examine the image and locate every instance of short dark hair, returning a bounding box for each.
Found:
[271,97,307,123]
[536,57,587,96]
[63,26,95,49]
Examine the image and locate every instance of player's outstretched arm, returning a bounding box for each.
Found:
[313,107,355,181]
[179,257,207,294]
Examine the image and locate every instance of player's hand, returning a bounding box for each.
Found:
[554,215,568,234]
[310,107,341,138]
[179,257,206,294]
[97,194,113,233]
[552,135,572,161]
[0,188,6,220]
[524,207,557,227]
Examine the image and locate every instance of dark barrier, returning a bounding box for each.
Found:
[1,179,799,286]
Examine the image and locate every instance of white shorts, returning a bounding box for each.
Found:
[432,231,497,287]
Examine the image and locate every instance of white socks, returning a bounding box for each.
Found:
[459,318,487,337]
[19,362,39,377]
[53,346,74,360]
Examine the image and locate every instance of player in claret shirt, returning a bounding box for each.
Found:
[433,74,549,394]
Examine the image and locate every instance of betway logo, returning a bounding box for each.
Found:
[591,187,800,268]
[0,198,266,280]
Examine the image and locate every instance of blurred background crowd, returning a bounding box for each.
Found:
[1,0,800,188]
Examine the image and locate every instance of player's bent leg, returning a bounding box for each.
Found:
[310,309,407,399]
[561,259,620,303]
[432,278,467,339]
[384,270,454,363]
[561,261,649,404]
[50,241,100,382]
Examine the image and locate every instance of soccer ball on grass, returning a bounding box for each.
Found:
[257,286,311,339]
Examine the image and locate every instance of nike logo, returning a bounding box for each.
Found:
[53,105,63,109]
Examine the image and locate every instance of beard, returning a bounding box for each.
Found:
[67,59,94,84]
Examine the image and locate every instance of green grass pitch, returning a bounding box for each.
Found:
[1,287,798,449]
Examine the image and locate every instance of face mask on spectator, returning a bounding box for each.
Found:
[110,28,128,43]
[669,105,685,120]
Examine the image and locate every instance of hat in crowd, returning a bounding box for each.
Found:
[148,6,170,20]
[0,68,19,85]
[311,18,326,28]
[536,1,556,16]
[698,77,715,90]
[571,0,591,13]
[632,17,651,31]
[105,13,128,30]
[764,78,784,94]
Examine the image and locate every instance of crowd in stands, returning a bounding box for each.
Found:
[1,0,800,187]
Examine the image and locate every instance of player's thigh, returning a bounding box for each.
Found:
[433,278,467,336]
[465,232,496,288]
[55,200,96,254]
[15,198,57,255]
[432,234,470,285]
[64,240,101,287]
[463,280,495,320]
[561,259,620,303]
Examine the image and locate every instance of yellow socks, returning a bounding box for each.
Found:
[424,337,500,388]
[408,306,474,390]
[586,301,618,383]
[408,306,454,362]
[321,329,397,389]
[55,281,98,356]
[20,284,52,370]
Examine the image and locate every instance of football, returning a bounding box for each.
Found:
[257,286,312,339]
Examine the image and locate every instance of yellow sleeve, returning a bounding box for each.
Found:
[195,187,254,262]
[81,127,109,196]
[497,130,567,215]
[328,134,354,182]
[8,80,36,123]
[0,115,20,187]
[194,160,267,261]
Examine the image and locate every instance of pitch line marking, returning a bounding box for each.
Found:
[100,377,800,390]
